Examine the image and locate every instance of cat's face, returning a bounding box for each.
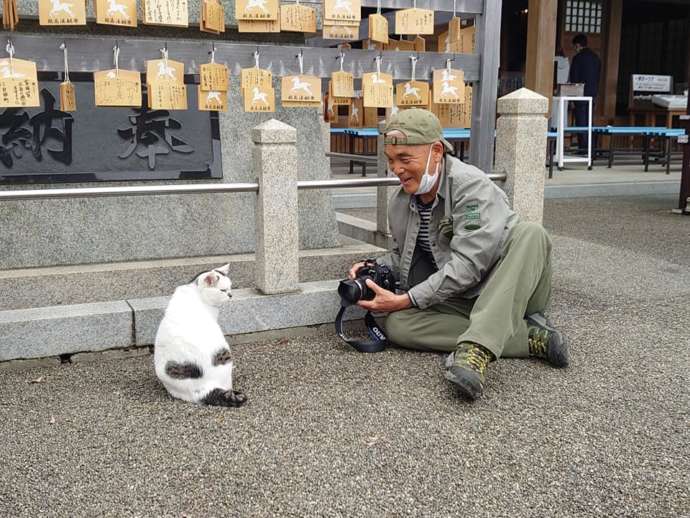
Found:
[195,264,232,307]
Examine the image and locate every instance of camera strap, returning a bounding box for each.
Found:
[335,305,388,353]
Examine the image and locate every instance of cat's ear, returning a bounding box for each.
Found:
[203,272,219,287]
[217,263,230,275]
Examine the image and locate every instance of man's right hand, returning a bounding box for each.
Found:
[348,261,367,279]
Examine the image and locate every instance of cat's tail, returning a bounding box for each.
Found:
[201,388,247,407]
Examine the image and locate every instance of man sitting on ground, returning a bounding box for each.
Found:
[348,109,568,400]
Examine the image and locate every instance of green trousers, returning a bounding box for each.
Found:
[384,222,552,359]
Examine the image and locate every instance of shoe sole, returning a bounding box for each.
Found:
[444,368,482,401]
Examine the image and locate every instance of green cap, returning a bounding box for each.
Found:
[381,108,454,152]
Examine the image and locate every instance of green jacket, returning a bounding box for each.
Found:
[378,155,518,309]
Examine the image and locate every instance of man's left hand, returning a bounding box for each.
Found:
[357,279,412,312]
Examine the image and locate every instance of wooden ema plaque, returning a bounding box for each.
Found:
[395,8,433,35]
[281,75,321,106]
[200,63,229,92]
[362,72,393,108]
[331,70,354,98]
[59,81,77,111]
[95,0,137,27]
[429,85,472,128]
[280,4,316,33]
[432,68,465,104]
[38,0,86,25]
[237,9,280,32]
[146,59,187,110]
[200,0,225,33]
[143,0,189,27]
[243,84,275,112]
[236,0,278,21]
[94,69,142,107]
[328,81,351,105]
[396,80,429,107]
[368,13,388,44]
[198,87,227,112]
[322,24,359,40]
[324,0,361,23]
[0,58,40,107]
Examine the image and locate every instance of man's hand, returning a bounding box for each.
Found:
[348,261,367,279]
[357,279,412,312]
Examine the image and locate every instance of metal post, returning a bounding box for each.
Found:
[376,121,392,246]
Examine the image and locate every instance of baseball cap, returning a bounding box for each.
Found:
[381,108,454,152]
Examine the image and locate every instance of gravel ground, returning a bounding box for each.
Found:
[1,195,688,517]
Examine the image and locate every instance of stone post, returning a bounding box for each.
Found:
[252,119,300,294]
[495,88,549,224]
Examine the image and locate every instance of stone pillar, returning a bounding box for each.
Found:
[495,88,549,224]
[252,119,300,294]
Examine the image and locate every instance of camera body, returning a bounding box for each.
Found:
[338,259,396,306]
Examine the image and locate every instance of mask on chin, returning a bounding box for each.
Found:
[414,144,441,195]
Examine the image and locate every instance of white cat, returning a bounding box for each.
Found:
[154,264,246,407]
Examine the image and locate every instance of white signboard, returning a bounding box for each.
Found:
[632,74,672,92]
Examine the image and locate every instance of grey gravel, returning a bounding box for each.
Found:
[1,195,689,517]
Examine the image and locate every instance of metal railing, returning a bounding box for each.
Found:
[0,174,506,201]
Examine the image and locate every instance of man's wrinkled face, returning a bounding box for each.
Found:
[384,131,444,195]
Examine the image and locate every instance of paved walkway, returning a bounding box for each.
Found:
[1,195,688,517]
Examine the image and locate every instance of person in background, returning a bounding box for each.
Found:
[568,34,601,152]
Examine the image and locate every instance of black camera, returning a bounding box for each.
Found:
[338,259,396,306]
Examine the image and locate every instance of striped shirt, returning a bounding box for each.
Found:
[416,197,435,256]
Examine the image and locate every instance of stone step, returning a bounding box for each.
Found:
[0,239,386,311]
[0,280,366,362]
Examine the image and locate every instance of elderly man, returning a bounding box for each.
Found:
[349,109,568,400]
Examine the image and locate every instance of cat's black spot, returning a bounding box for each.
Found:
[212,349,233,366]
[165,361,203,379]
[201,388,247,407]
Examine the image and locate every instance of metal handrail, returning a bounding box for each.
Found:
[0,174,506,201]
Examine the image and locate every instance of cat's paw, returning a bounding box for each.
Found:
[227,390,247,407]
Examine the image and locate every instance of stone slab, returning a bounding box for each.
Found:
[336,212,391,249]
[0,301,133,361]
[0,77,339,269]
[0,242,385,310]
[130,280,366,346]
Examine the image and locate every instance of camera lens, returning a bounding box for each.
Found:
[338,278,365,305]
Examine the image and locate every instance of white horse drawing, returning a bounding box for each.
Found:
[49,0,75,17]
[403,82,420,99]
[157,62,176,80]
[290,77,313,96]
[252,87,268,104]
[334,0,352,13]
[206,91,222,103]
[440,81,459,98]
[1,67,25,79]
[247,0,268,12]
[107,0,128,17]
[441,69,457,82]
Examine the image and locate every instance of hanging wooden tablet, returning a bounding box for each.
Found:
[395,8,433,35]
[331,70,354,98]
[396,80,428,107]
[362,72,392,108]
[237,9,280,32]
[240,67,272,93]
[368,13,388,44]
[200,0,225,33]
[143,0,188,27]
[198,87,227,111]
[94,69,142,107]
[95,0,137,27]
[328,81,351,106]
[59,81,77,111]
[0,58,39,107]
[39,0,86,26]
[200,62,229,92]
[460,25,476,53]
[383,38,416,51]
[236,0,278,21]
[280,3,316,33]
[324,0,360,23]
[146,58,187,110]
[322,24,359,40]
[281,75,321,107]
[432,68,465,104]
[414,36,426,52]
[448,16,461,47]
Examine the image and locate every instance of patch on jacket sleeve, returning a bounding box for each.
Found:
[462,201,481,231]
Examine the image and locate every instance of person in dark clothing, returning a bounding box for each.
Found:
[568,34,601,151]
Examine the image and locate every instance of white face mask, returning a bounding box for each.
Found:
[414,144,441,195]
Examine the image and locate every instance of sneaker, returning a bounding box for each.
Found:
[526,313,569,368]
[444,342,494,400]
